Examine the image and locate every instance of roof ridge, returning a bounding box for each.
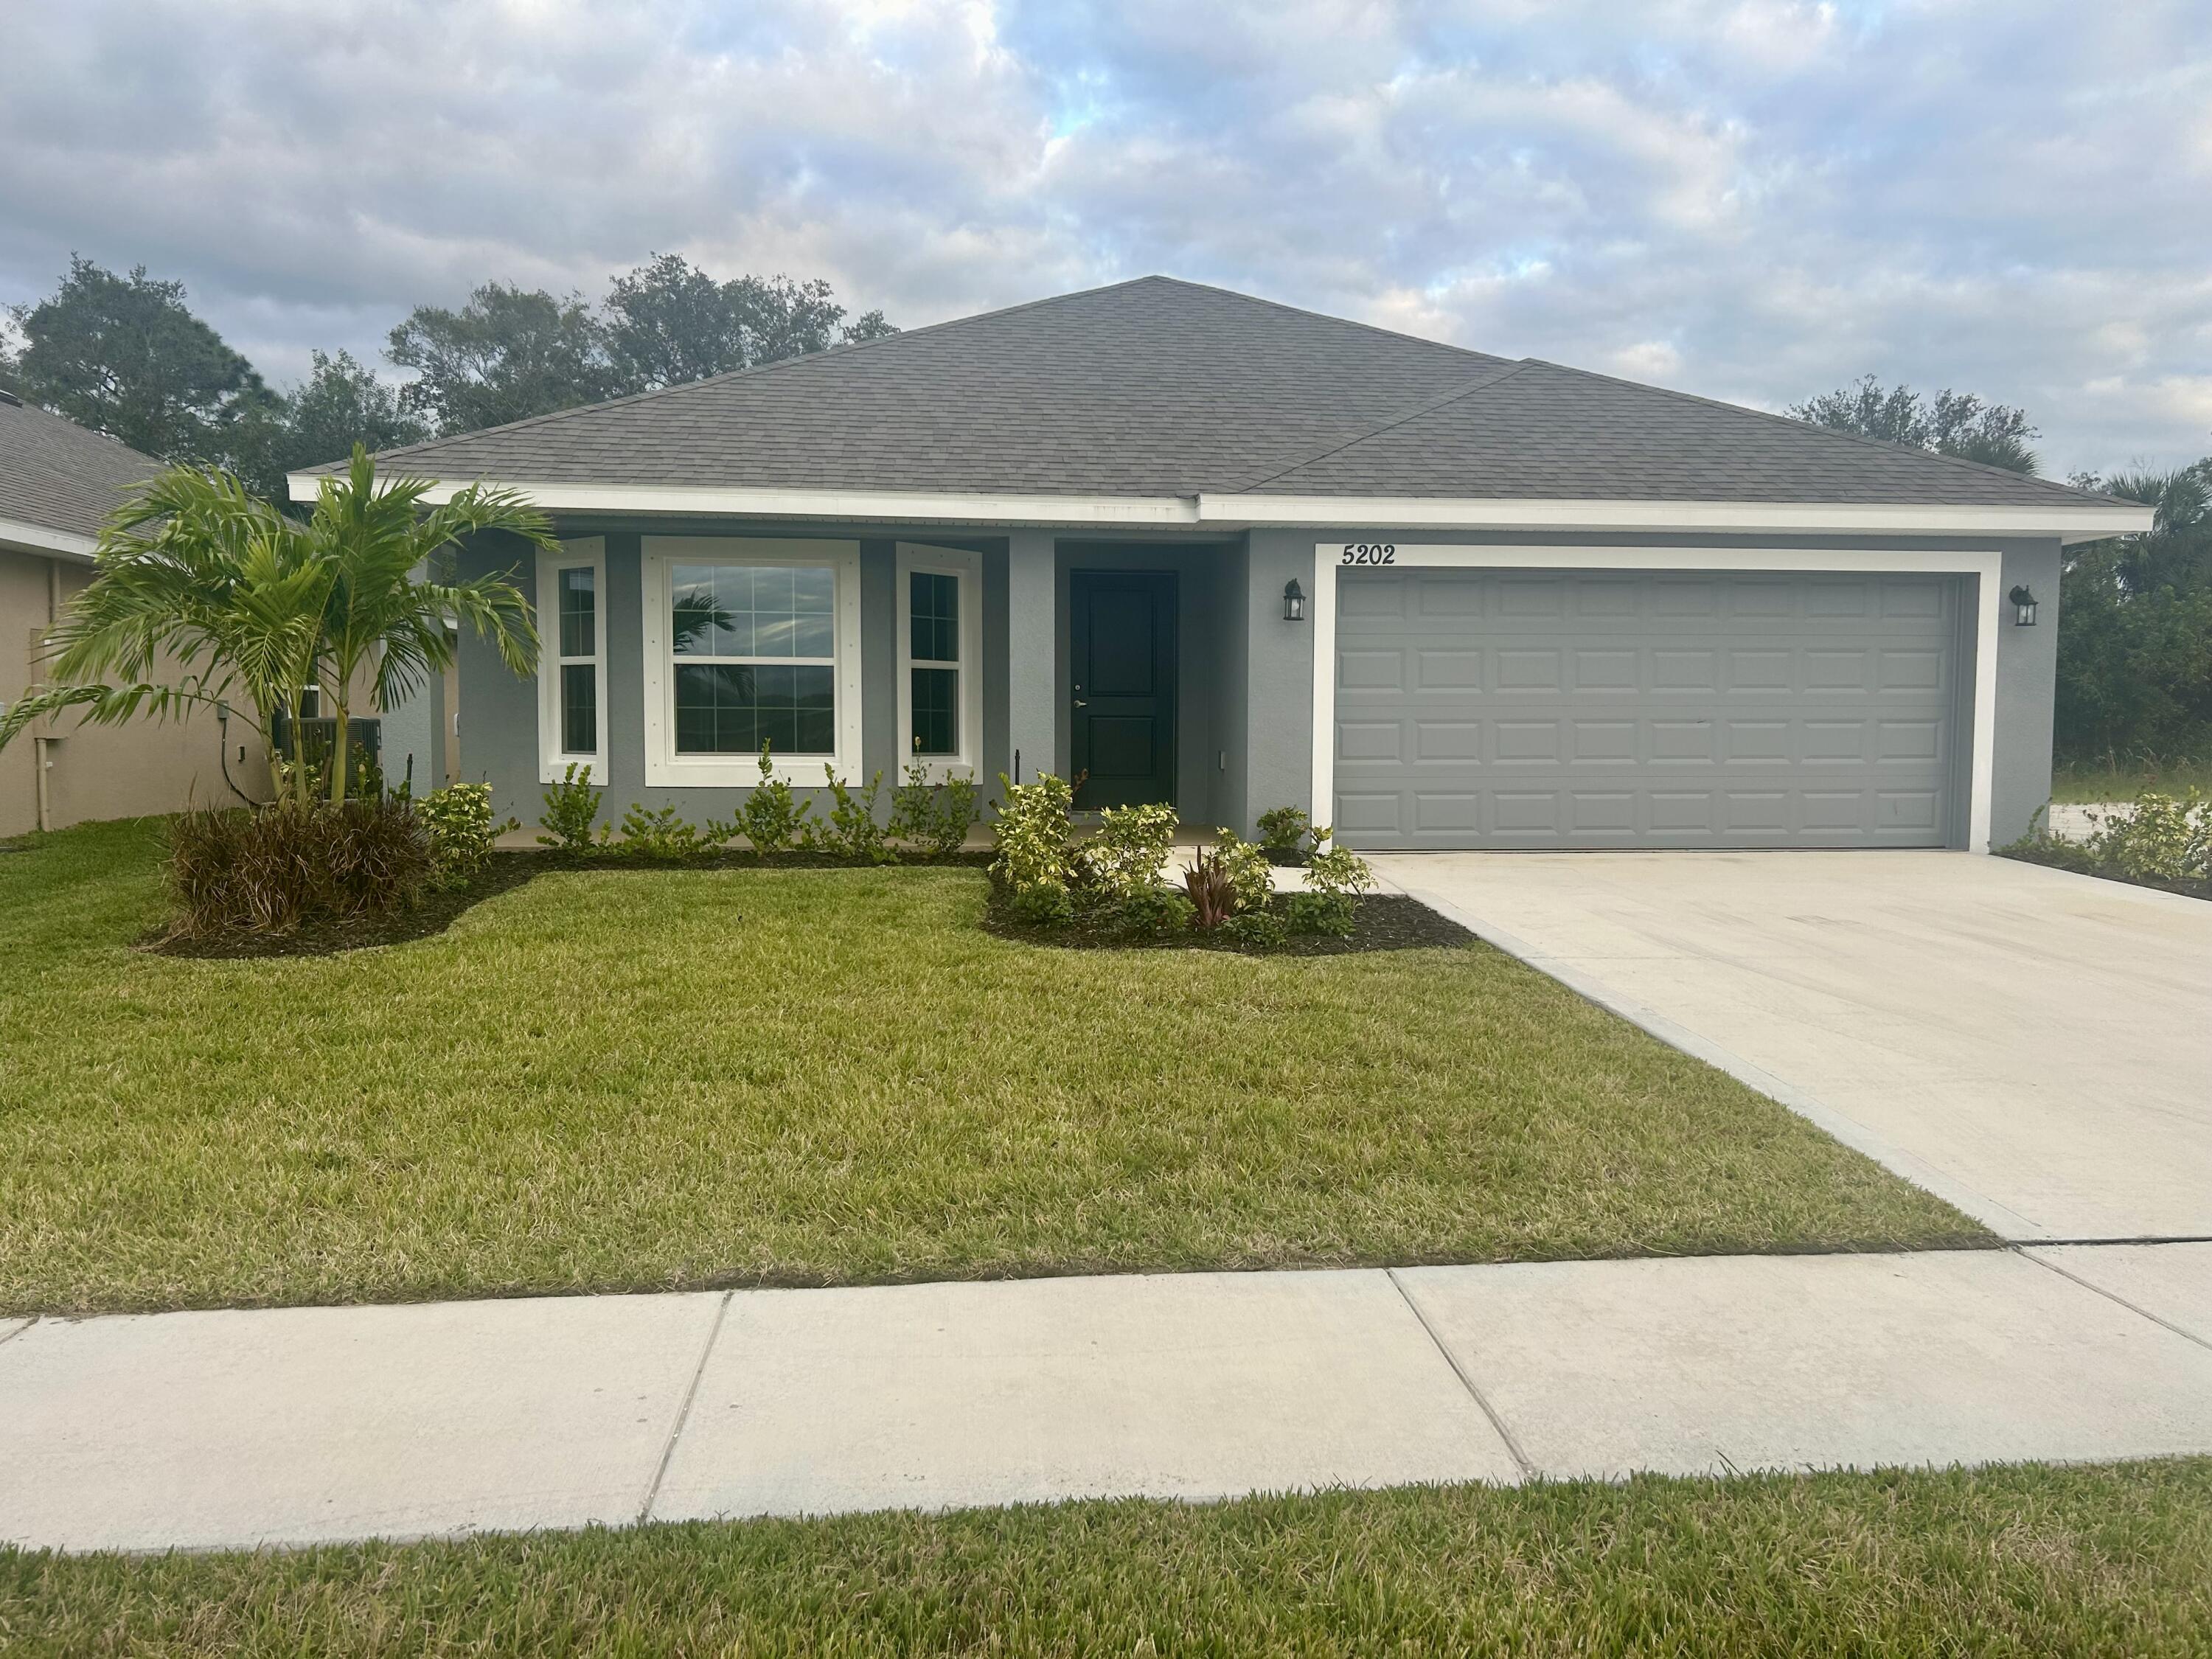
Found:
[1229,358,1536,492]
[1141,274,1512,369]
[357,276,1172,473]
[1519,358,2129,508]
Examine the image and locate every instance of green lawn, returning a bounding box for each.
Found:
[0,819,1982,1316]
[6,1461,2208,1656]
[2051,759,2212,803]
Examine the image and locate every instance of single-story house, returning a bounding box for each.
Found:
[0,391,246,836]
[292,276,2149,851]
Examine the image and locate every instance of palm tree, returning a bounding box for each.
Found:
[0,467,333,800]
[1,448,557,804]
[302,446,554,801]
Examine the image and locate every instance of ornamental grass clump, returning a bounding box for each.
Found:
[164,796,432,938]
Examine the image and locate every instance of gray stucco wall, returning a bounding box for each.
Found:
[456,519,2064,849]
[1992,538,2062,844]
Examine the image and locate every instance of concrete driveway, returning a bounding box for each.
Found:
[1374,852,2212,1243]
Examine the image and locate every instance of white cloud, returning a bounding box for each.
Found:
[1,0,2207,476]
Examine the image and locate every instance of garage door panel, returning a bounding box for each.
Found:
[1335,568,1959,849]
[1415,648,1484,689]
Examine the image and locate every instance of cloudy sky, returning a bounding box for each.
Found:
[4,0,2208,479]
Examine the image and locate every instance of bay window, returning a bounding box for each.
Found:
[642,537,862,785]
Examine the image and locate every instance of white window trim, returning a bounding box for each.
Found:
[537,536,607,785]
[641,536,863,787]
[1309,542,2005,853]
[894,543,984,782]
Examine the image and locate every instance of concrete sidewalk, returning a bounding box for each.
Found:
[4,1242,2210,1555]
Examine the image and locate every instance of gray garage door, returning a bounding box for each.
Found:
[1334,568,1965,849]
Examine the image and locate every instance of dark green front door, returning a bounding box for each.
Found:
[1071,570,1178,809]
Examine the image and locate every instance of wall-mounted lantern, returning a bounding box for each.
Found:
[2008,584,2039,626]
[1283,577,1306,622]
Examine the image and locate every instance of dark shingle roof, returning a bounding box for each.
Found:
[326,276,2116,509]
[0,394,161,546]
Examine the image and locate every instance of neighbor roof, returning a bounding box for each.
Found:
[0,392,161,555]
[314,276,2118,512]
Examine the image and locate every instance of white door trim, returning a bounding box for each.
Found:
[1310,543,2003,852]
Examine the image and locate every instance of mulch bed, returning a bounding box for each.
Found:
[983,889,1477,956]
[145,848,1475,961]
[145,848,992,959]
[1998,844,2211,903]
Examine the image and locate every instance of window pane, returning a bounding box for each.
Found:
[558,566,596,659]
[675,563,835,661]
[671,565,723,655]
[793,566,836,613]
[910,571,959,664]
[560,663,597,754]
[911,667,958,756]
[674,661,834,755]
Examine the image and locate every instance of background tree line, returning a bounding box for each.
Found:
[1793,378,2211,772]
[0,253,896,503]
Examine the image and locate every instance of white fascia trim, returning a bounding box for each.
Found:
[639,536,864,787]
[1213,493,2149,545]
[1309,543,2005,855]
[287,473,1201,526]
[284,473,2152,544]
[0,518,97,561]
[537,538,608,787]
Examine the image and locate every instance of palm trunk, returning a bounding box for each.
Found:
[329,696,351,804]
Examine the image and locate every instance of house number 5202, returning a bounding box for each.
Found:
[1340,543,1397,565]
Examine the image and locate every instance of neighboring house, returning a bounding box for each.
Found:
[0,392,255,837]
[290,277,2149,851]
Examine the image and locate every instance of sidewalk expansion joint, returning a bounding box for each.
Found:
[639,1291,733,1525]
[0,1316,37,1352]
[1386,1267,1534,1481]
[2015,1247,2212,1354]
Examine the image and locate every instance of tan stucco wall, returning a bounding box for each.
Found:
[2,549,273,838]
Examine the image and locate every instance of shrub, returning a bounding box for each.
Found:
[813,766,895,863]
[616,802,706,860]
[992,772,1076,923]
[1221,908,1290,950]
[418,782,502,890]
[2084,790,2212,883]
[1076,802,1180,908]
[1256,804,1310,858]
[889,763,983,859]
[538,763,605,852]
[164,796,433,937]
[1211,828,1273,915]
[1111,883,1197,937]
[736,742,813,858]
[1284,889,1354,938]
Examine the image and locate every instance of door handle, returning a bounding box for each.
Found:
[1074,698,1088,709]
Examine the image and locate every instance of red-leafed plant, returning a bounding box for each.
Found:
[1183,844,1237,929]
